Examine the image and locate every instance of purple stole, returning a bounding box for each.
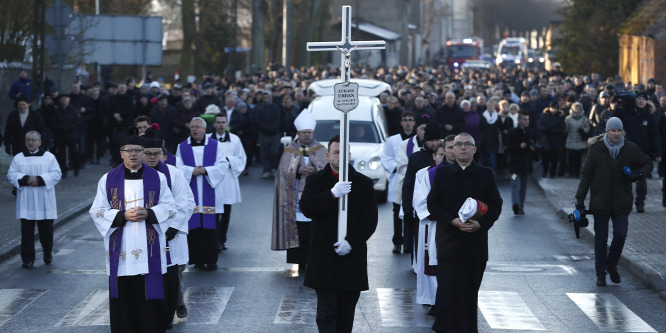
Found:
[179,138,218,230]
[106,164,164,300]
[424,163,443,276]
[156,161,173,265]
[165,152,176,166]
[406,137,416,157]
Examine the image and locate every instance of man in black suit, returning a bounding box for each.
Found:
[427,132,503,333]
[300,135,378,333]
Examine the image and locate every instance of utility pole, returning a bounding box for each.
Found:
[281,0,292,67]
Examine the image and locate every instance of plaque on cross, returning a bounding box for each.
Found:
[306,5,386,243]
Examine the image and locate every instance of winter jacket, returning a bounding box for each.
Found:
[564,114,590,150]
[537,109,566,149]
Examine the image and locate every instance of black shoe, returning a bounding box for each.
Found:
[608,267,621,284]
[165,322,173,330]
[193,263,204,269]
[11,188,17,196]
[512,204,520,215]
[636,204,645,213]
[519,208,525,215]
[61,171,67,179]
[22,262,34,268]
[176,305,188,318]
[206,264,218,270]
[221,244,228,250]
[596,274,606,286]
[427,306,436,316]
[392,245,401,254]
[44,253,52,264]
[662,198,666,207]
[217,244,222,252]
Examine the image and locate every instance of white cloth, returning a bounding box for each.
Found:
[7,151,61,220]
[294,110,316,131]
[458,197,479,222]
[207,132,246,204]
[394,135,418,204]
[176,136,229,213]
[508,112,519,128]
[482,110,498,124]
[162,164,195,266]
[225,107,235,127]
[380,133,405,203]
[89,171,175,276]
[416,218,437,305]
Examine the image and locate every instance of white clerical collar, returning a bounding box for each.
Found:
[29,149,38,155]
[217,132,226,140]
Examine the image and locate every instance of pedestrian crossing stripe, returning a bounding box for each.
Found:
[478,291,545,330]
[567,293,657,332]
[376,288,434,327]
[56,289,109,326]
[0,289,46,326]
[274,287,317,324]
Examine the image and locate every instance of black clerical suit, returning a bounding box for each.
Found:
[300,164,378,333]
[402,145,435,260]
[427,161,503,333]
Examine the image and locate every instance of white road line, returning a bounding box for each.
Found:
[173,287,234,325]
[376,288,434,327]
[0,289,46,327]
[478,291,546,331]
[56,289,109,326]
[567,293,657,332]
[274,287,317,324]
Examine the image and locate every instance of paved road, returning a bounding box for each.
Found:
[0,165,664,332]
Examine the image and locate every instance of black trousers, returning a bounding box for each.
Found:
[315,289,361,333]
[55,136,79,172]
[567,148,585,178]
[164,265,180,325]
[433,260,486,333]
[109,274,167,333]
[187,227,218,266]
[215,205,232,246]
[20,219,53,264]
[541,148,559,176]
[286,221,311,266]
[392,203,403,246]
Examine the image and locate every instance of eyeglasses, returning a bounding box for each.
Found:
[144,152,162,157]
[25,138,40,142]
[121,149,144,154]
[453,142,475,147]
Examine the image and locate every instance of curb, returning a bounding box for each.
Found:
[0,198,94,264]
[535,177,666,302]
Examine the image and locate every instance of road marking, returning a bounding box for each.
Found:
[478,291,545,330]
[376,288,434,327]
[486,263,576,275]
[49,269,106,274]
[0,289,46,326]
[173,287,234,325]
[274,287,317,324]
[554,254,593,261]
[567,293,657,332]
[56,289,108,326]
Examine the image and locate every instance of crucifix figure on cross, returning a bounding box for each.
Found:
[306,5,386,243]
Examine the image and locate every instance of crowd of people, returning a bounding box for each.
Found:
[5,62,666,332]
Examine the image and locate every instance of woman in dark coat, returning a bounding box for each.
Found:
[4,97,46,156]
[299,138,378,332]
[477,100,501,171]
[537,101,566,177]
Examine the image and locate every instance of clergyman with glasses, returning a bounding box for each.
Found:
[427,132,503,332]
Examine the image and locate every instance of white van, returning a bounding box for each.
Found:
[496,37,528,69]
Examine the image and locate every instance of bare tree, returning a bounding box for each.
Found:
[0,1,34,62]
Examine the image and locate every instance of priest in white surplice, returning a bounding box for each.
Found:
[7,130,61,268]
[142,135,195,328]
[89,131,175,333]
[176,117,229,270]
[208,112,246,251]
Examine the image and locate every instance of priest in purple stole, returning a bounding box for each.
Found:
[90,130,176,333]
[271,111,328,269]
[176,117,229,270]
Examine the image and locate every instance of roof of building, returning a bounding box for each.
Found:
[619,0,666,40]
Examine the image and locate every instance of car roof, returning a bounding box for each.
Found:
[307,79,391,97]
[308,96,376,121]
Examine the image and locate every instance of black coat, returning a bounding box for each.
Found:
[427,162,503,262]
[477,116,501,155]
[254,102,282,136]
[507,126,540,174]
[3,110,46,155]
[300,164,378,291]
[436,104,465,137]
[402,146,435,220]
[575,135,652,216]
[50,104,81,140]
[614,105,662,159]
[537,110,566,149]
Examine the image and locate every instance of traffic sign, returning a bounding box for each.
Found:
[45,0,76,30]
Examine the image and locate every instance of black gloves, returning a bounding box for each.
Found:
[625,172,643,182]
[165,227,178,241]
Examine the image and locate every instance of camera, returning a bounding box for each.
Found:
[568,208,589,239]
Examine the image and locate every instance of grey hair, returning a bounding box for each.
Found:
[190,117,207,128]
[25,130,41,140]
[445,91,456,98]
[454,132,476,146]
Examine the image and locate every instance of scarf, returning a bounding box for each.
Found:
[603,134,624,160]
[508,112,519,128]
[482,110,498,124]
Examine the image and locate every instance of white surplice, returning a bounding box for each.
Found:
[7,151,61,220]
[89,170,175,276]
[413,165,437,305]
[395,135,419,205]
[207,132,246,204]
[380,133,404,204]
[176,136,229,213]
[161,164,196,266]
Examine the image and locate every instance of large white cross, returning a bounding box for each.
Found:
[307,6,386,242]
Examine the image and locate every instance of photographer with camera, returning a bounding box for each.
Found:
[575,117,652,286]
[613,92,662,213]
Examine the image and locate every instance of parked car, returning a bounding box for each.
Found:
[306,79,391,202]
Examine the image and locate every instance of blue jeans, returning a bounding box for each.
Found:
[511,173,528,209]
[593,213,629,276]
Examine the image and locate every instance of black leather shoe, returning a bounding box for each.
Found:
[206,264,218,270]
[44,253,52,264]
[608,268,621,284]
[165,322,173,330]
[221,244,228,250]
[636,204,645,213]
[22,262,34,268]
[596,274,606,286]
[193,263,205,269]
[392,245,401,254]
[512,204,520,215]
[519,208,525,215]
[427,306,436,316]
[176,305,188,318]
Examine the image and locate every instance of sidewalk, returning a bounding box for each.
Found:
[0,150,111,262]
[535,174,666,300]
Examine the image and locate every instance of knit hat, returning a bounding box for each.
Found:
[605,117,623,132]
[423,122,444,141]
